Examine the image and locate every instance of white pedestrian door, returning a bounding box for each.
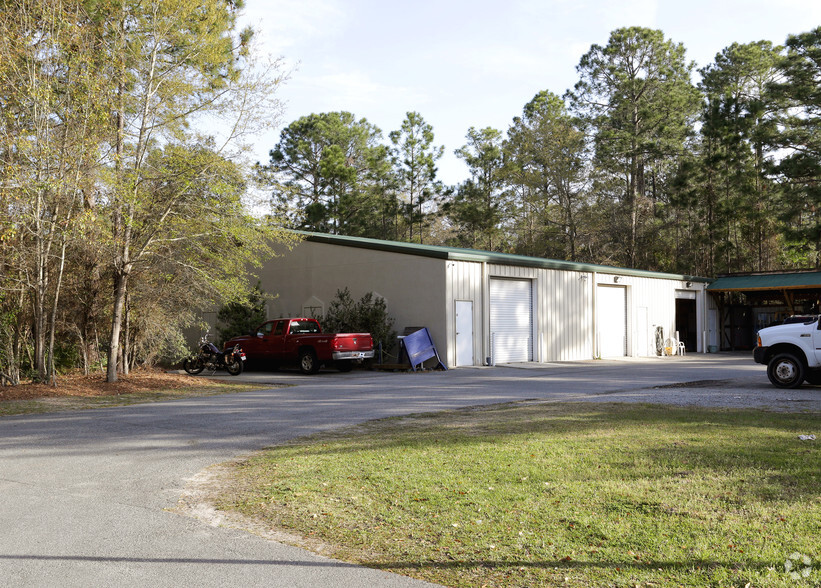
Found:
[455,301,474,366]
[597,285,627,357]
[490,279,533,363]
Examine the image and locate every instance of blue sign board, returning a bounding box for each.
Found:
[401,327,447,371]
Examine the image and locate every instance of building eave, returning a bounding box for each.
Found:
[298,231,711,283]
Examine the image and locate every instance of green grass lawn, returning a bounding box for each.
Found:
[216,402,820,587]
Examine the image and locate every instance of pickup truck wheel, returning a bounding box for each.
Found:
[299,349,320,375]
[767,353,805,388]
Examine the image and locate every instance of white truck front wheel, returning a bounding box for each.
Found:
[767,353,805,388]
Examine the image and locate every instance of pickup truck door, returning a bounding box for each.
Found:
[249,321,276,359]
[268,320,290,359]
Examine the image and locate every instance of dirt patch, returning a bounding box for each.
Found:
[651,379,731,389]
[171,461,342,557]
[0,368,216,402]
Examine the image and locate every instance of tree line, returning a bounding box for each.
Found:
[0,0,290,384]
[260,26,821,279]
[1,5,819,386]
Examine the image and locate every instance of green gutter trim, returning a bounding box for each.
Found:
[298,231,711,283]
[707,271,821,291]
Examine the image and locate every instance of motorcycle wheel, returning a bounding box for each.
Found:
[225,358,244,376]
[183,357,205,375]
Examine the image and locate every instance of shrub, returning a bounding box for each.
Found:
[217,283,268,345]
[322,288,396,354]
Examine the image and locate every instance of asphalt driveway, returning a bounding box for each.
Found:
[1,354,818,587]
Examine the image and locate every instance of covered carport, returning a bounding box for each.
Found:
[707,271,821,350]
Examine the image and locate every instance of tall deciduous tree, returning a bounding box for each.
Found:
[81,0,285,382]
[390,112,443,244]
[567,27,700,268]
[0,0,108,382]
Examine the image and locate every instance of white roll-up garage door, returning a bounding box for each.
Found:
[597,285,627,357]
[490,278,533,363]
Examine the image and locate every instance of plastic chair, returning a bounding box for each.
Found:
[677,341,686,356]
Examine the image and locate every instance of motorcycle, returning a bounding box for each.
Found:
[183,334,246,376]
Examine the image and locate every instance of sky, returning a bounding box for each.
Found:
[237,0,821,186]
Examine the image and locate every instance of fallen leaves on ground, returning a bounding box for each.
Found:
[0,368,212,401]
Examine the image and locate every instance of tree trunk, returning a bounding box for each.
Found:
[33,285,47,380]
[628,154,638,268]
[33,201,49,381]
[46,245,68,386]
[122,293,130,376]
[107,270,129,383]
[107,19,128,385]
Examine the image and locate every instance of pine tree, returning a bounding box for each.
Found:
[504,91,588,261]
[766,27,821,266]
[444,127,506,250]
[567,27,700,268]
[390,112,443,244]
[259,112,393,237]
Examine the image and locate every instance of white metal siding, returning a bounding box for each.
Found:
[490,278,533,363]
[628,278,701,355]
[446,261,484,366]
[487,264,594,362]
[542,269,593,361]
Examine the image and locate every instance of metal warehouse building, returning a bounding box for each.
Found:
[254,232,713,368]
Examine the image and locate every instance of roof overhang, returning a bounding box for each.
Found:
[299,231,711,283]
[707,272,821,292]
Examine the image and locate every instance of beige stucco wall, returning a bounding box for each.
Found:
[258,240,449,362]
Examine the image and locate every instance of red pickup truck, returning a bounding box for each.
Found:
[224,318,374,374]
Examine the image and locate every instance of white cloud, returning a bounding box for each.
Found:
[239,0,348,55]
[238,0,821,188]
[298,69,429,112]
[513,0,659,34]
[595,0,659,28]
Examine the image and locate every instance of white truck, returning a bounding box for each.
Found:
[754,316,821,388]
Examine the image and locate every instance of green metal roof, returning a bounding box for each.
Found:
[298,231,711,282]
[707,271,821,292]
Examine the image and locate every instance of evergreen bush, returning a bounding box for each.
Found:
[322,288,396,355]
